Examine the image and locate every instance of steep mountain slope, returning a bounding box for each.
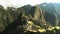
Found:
[0,6,19,32]
[28,5,46,27]
[38,3,59,26]
[0,5,32,32]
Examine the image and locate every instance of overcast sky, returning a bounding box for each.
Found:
[0,0,60,9]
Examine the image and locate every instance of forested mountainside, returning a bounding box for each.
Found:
[0,3,60,34]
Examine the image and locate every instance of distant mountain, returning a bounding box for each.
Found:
[17,5,32,15]
[37,3,60,26]
[53,3,60,9]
